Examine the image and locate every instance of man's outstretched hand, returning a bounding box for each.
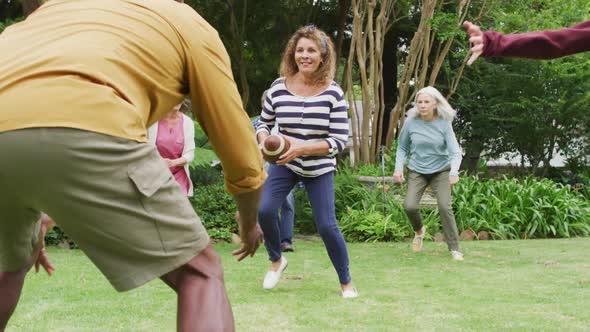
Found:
[463,21,485,65]
[34,214,55,276]
[232,211,264,262]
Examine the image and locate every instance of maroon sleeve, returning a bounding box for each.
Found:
[482,20,590,59]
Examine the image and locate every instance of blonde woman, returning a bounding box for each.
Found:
[255,25,357,298]
[393,86,464,261]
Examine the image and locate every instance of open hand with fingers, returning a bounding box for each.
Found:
[232,211,264,261]
[34,214,56,276]
[275,136,302,165]
[463,21,484,65]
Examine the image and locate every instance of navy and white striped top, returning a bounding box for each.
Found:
[256,78,349,177]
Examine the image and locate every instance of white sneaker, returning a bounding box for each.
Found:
[451,250,464,261]
[262,257,288,289]
[342,288,359,299]
[412,226,426,252]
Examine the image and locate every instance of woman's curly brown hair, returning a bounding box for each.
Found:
[279,25,336,86]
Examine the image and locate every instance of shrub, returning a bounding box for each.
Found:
[45,226,77,248]
[453,176,590,239]
[339,205,412,242]
[331,162,590,242]
[293,187,315,234]
[190,163,221,186]
[190,180,237,242]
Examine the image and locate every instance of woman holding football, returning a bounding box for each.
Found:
[255,25,357,298]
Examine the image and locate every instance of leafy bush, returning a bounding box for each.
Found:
[190,163,222,186]
[339,205,413,242]
[328,162,590,242]
[332,168,442,242]
[45,226,77,248]
[190,180,237,242]
[453,176,590,239]
[293,187,315,234]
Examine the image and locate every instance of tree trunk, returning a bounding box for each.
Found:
[541,137,556,177]
[385,0,438,148]
[461,143,483,174]
[334,0,350,61]
[226,0,250,110]
[380,31,398,145]
[345,0,395,167]
[385,0,492,148]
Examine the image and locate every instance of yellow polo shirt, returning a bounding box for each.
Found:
[0,0,264,195]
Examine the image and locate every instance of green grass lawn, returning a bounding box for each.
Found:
[7,238,590,331]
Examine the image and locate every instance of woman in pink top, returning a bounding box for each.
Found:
[148,103,196,196]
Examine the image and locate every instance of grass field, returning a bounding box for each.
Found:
[7,238,590,331]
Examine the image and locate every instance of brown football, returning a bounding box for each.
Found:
[262,134,290,164]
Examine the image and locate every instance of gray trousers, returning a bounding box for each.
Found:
[403,169,460,251]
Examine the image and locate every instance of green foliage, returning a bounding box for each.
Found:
[449,0,590,175]
[186,120,238,241]
[453,176,590,239]
[192,120,209,150]
[330,163,590,242]
[0,0,22,31]
[190,147,218,167]
[352,145,397,176]
[429,12,462,41]
[0,17,21,33]
[44,226,77,248]
[190,180,237,242]
[189,163,222,187]
[339,204,412,242]
[189,120,220,184]
[185,0,348,115]
[331,165,437,242]
[292,186,315,234]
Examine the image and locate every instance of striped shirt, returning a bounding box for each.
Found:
[256,78,349,177]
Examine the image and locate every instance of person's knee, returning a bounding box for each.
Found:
[0,268,28,282]
[437,203,452,216]
[187,245,224,280]
[404,201,420,215]
[257,204,277,224]
[316,222,338,238]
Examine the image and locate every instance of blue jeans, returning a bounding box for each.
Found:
[258,164,351,284]
[279,189,295,244]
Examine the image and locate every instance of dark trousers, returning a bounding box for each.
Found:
[258,165,351,284]
[279,188,295,244]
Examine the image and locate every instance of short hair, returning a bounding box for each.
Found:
[279,25,336,85]
[407,86,457,122]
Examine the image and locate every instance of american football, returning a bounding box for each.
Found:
[262,134,290,164]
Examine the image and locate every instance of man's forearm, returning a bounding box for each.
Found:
[234,187,262,229]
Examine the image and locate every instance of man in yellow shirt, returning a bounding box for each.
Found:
[0,1,265,331]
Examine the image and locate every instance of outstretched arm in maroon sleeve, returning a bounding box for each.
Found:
[464,20,590,64]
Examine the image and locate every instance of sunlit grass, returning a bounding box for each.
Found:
[7,238,590,331]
